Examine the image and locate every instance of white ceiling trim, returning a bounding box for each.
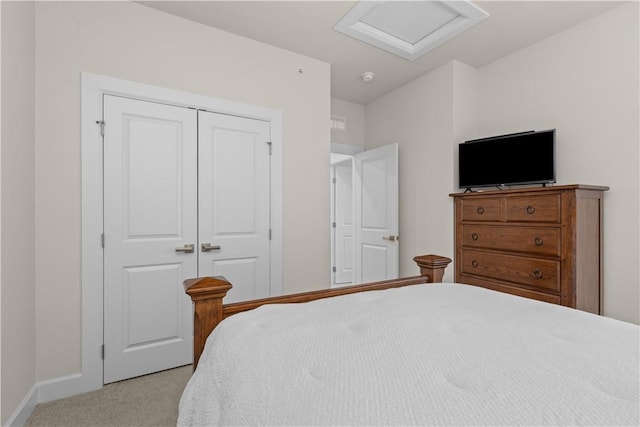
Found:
[334,0,489,61]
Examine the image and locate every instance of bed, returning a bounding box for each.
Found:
[179,254,639,426]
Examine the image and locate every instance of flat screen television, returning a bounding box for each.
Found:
[458,129,556,189]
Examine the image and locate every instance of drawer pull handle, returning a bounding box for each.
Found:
[526,205,536,214]
[471,233,479,241]
[532,269,543,279]
[477,207,484,214]
[534,237,543,246]
[471,260,478,268]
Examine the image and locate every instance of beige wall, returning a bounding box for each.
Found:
[452,61,479,187]
[331,98,365,147]
[477,3,639,323]
[366,61,475,280]
[34,1,330,382]
[1,1,36,424]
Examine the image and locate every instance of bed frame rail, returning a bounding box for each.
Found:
[184,254,451,369]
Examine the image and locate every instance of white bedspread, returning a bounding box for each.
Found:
[178,283,639,426]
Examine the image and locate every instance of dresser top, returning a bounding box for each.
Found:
[449,184,609,198]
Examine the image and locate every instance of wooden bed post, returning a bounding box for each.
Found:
[413,254,452,282]
[184,276,232,370]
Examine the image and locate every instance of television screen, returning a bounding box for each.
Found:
[458,129,556,189]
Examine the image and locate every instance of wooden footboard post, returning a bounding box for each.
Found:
[413,254,452,283]
[184,276,232,370]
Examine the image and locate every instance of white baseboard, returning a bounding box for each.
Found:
[4,373,102,427]
[37,373,92,403]
[4,384,38,427]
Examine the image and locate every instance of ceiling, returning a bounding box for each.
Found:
[138,1,622,105]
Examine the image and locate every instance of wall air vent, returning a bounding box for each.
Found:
[331,115,347,132]
[334,0,489,61]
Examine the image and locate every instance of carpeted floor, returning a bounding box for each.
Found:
[25,365,193,427]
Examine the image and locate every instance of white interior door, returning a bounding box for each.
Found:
[103,95,197,384]
[333,159,354,285]
[198,111,271,304]
[354,143,399,284]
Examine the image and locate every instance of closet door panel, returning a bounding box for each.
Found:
[198,111,271,304]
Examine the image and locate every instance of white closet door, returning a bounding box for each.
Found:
[103,95,197,383]
[198,111,271,303]
[354,143,399,284]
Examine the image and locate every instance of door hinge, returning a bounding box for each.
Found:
[101,233,104,248]
[332,177,336,184]
[332,222,336,228]
[332,266,337,273]
[266,141,272,155]
[101,345,105,360]
[269,229,272,240]
[96,120,105,137]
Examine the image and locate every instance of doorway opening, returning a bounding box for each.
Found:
[330,143,399,287]
[331,153,355,287]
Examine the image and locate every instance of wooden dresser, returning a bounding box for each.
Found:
[450,185,608,314]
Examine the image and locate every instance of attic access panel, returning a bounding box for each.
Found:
[334,0,489,61]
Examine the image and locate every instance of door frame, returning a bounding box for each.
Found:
[80,72,283,393]
[330,143,363,286]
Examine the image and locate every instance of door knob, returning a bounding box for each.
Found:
[201,243,221,252]
[175,244,195,253]
[382,235,399,242]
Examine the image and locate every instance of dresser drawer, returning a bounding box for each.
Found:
[459,275,561,305]
[506,194,560,223]
[460,250,560,292]
[461,197,502,221]
[461,225,560,257]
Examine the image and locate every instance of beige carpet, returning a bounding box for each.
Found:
[25,365,193,427]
